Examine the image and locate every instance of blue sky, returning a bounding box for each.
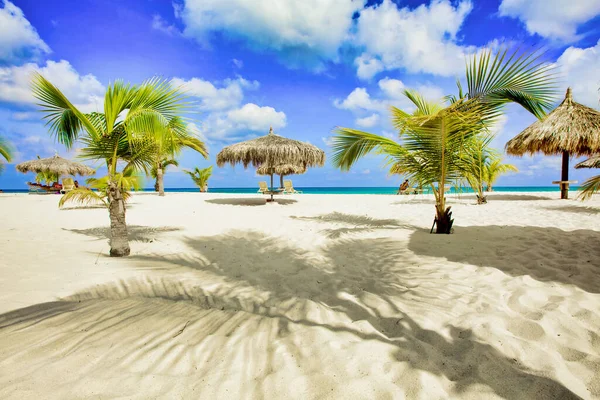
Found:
[1,0,600,189]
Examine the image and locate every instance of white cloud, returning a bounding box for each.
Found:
[333,87,384,113]
[378,78,405,99]
[172,76,259,111]
[152,14,180,36]
[354,0,475,79]
[178,0,363,68]
[0,59,104,112]
[356,113,380,128]
[354,53,384,81]
[227,103,286,131]
[322,136,334,147]
[0,1,50,64]
[499,0,600,42]
[556,40,600,108]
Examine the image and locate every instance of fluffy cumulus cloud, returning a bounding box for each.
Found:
[0,1,50,65]
[556,40,600,107]
[171,76,259,111]
[334,77,445,129]
[499,0,600,42]
[353,0,475,79]
[0,60,105,112]
[178,0,363,68]
[174,74,286,141]
[356,113,379,128]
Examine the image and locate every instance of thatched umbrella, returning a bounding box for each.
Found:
[575,156,600,169]
[257,163,307,188]
[16,153,95,182]
[217,127,325,200]
[506,88,600,199]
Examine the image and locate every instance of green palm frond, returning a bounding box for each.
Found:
[31,73,99,147]
[578,175,600,201]
[465,48,558,119]
[59,188,108,208]
[0,136,13,162]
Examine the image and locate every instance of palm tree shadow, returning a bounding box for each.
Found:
[408,225,600,293]
[291,212,416,238]
[64,225,182,243]
[541,204,600,215]
[0,227,586,398]
[205,197,297,206]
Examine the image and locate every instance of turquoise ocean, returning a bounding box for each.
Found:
[1,186,579,194]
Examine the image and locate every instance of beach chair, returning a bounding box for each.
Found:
[257,181,269,194]
[61,178,75,193]
[283,180,302,194]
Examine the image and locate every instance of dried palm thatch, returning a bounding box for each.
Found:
[16,154,95,176]
[506,88,600,156]
[575,155,600,169]
[505,88,600,199]
[217,127,325,168]
[256,163,307,176]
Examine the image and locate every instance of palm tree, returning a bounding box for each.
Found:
[151,158,178,192]
[485,159,518,192]
[462,135,495,204]
[150,116,207,196]
[0,137,12,175]
[32,74,188,256]
[183,166,213,192]
[331,49,557,233]
[579,175,600,200]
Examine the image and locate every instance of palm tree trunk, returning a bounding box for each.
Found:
[107,181,130,257]
[154,177,159,192]
[431,184,453,234]
[157,167,165,197]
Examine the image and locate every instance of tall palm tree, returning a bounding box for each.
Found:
[331,49,557,233]
[32,74,188,256]
[151,116,207,196]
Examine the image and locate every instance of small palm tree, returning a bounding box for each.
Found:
[151,158,178,192]
[485,159,518,192]
[184,166,213,192]
[331,49,557,233]
[151,116,207,196]
[32,73,188,256]
[462,135,495,204]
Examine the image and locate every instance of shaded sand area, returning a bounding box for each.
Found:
[1,192,599,399]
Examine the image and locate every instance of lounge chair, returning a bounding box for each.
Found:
[257,181,269,194]
[283,180,302,194]
[61,178,75,193]
[27,182,60,194]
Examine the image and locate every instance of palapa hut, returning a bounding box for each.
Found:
[257,163,307,188]
[506,88,600,199]
[16,153,95,181]
[575,156,600,169]
[217,127,325,201]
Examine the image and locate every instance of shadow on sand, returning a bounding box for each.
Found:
[205,197,297,206]
[540,204,600,215]
[409,225,600,294]
[64,225,181,243]
[291,211,415,238]
[0,223,587,398]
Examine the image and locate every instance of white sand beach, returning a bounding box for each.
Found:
[0,192,599,399]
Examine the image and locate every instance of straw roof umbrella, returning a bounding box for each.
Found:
[575,156,600,169]
[257,163,307,188]
[16,153,95,181]
[217,127,325,200]
[506,88,600,199]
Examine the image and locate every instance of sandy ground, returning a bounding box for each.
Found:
[0,191,599,399]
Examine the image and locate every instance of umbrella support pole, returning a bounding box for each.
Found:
[561,151,569,200]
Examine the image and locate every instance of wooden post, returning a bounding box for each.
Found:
[280,174,284,188]
[270,173,274,202]
[561,151,569,199]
